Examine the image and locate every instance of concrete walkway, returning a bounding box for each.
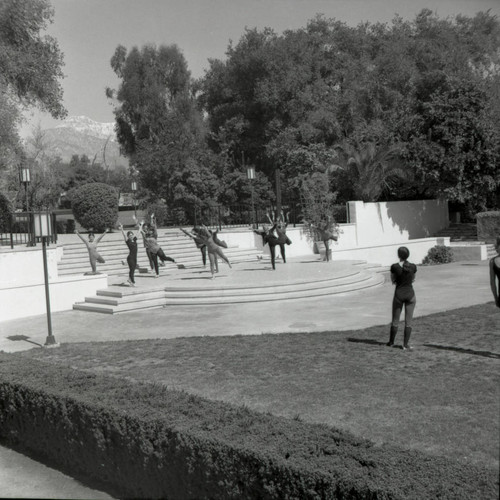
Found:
[0,259,496,499]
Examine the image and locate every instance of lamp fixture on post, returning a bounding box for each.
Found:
[131,179,138,219]
[246,165,256,229]
[34,211,59,348]
[19,166,31,212]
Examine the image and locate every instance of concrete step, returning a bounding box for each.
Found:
[72,267,385,313]
[58,253,261,277]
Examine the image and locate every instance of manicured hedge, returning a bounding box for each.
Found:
[0,355,497,499]
[422,245,454,265]
[477,211,500,243]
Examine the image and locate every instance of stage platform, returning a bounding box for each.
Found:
[73,257,386,313]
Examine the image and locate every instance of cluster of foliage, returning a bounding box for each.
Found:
[70,183,119,232]
[196,11,500,213]
[0,192,13,232]
[299,172,339,241]
[422,245,454,265]
[0,354,497,499]
[0,0,66,202]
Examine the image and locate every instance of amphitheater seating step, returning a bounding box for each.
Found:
[434,223,478,242]
[57,228,262,277]
[72,259,386,313]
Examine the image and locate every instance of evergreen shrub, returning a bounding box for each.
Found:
[0,355,496,500]
[423,245,454,265]
[476,211,500,243]
[71,183,118,232]
[0,192,13,232]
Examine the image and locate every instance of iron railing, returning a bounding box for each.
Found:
[0,212,57,249]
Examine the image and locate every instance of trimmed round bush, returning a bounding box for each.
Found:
[71,183,119,232]
[423,245,454,265]
[0,192,13,232]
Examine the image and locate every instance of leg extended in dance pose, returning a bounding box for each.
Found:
[194,226,231,279]
[75,228,108,274]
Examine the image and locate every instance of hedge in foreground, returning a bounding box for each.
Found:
[0,355,497,499]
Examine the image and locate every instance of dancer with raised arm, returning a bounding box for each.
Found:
[180,227,207,267]
[253,221,280,270]
[387,246,417,350]
[75,228,108,274]
[119,223,140,286]
[311,216,338,262]
[139,220,176,278]
[194,226,231,279]
[266,211,292,265]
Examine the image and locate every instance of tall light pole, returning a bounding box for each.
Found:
[131,180,138,219]
[247,165,256,228]
[19,166,31,212]
[34,211,59,348]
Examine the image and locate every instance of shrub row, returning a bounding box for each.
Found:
[0,355,497,499]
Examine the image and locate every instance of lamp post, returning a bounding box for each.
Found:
[131,180,138,219]
[275,167,282,218]
[34,211,59,348]
[19,166,31,212]
[247,165,256,228]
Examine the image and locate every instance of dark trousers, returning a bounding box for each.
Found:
[392,292,416,328]
[127,256,137,283]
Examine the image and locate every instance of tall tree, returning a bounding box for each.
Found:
[107,43,216,210]
[0,0,66,118]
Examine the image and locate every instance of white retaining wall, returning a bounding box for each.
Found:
[348,199,449,246]
[0,246,107,322]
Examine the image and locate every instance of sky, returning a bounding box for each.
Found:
[21,0,500,137]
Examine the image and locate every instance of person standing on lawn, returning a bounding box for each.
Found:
[75,228,108,274]
[489,236,500,308]
[387,246,417,350]
[119,223,140,286]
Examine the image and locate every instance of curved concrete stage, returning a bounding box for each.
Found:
[73,258,386,313]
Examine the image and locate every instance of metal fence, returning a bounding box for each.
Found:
[0,212,57,249]
[188,202,347,230]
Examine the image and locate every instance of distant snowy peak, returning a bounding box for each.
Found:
[55,115,116,141]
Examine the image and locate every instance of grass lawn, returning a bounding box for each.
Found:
[15,302,500,472]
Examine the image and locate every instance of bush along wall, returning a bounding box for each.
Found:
[477,211,500,243]
[422,245,454,265]
[0,355,497,500]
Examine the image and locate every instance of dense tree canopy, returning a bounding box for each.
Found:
[198,10,500,212]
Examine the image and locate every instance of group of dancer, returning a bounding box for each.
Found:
[78,219,236,285]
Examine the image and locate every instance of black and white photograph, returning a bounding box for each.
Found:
[0,0,499,498]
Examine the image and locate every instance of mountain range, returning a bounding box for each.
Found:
[39,116,129,168]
